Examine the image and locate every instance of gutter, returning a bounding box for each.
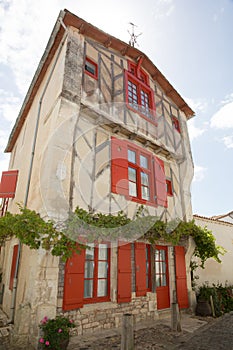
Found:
[9,17,68,324]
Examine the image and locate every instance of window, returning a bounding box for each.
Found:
[84,243,110,302]
[111,137,168,207]
[166,179,173,196]
[155,247,168,287]
[128,147,151,202]
[172,116,181,133]
[125,60,156,123]
[84,57,98,80]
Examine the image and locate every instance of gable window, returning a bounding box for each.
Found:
[172,116,181,133]
[125,60,156,123]
[85,57,98,80]
[84,243,110,303]
[111,137,168,207]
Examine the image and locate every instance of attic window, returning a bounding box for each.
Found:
[172,116,181,133]
[85,57,98,80]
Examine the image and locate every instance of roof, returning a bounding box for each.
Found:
[194,214,233,227]
[211,211,233,220]
[5,9,195,153]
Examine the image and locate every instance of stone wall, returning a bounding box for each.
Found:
[60,293,158,336]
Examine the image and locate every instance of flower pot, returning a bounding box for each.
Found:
[58,337,69,349]
[196,300,212,316]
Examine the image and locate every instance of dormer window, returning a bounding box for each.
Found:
[125,60,156,123]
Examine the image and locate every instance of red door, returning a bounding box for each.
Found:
[155,245,170,309]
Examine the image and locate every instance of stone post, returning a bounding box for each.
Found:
[121,313,134,350]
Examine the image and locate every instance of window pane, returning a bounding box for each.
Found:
[161,274,167,286]
[84,280,93,298]
[156,275,161,287]
[86,244,94,260]
[140,155,148,169]
[85,261,94,278]
[141,172,149,186]
[129,182,137,197]
[85,61,96,76]
[97,279,107,297]
[128,149,136,163]
[155,261,160,274]
[141,186,150,200]
[160,250,165,261]
[161,261,166,274]
[98,245,108,260]
[128,167,136,181]
[155,250,159,260]
[98,262,108,278]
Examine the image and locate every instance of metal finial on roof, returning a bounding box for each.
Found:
[128,22,142,47]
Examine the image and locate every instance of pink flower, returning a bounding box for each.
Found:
[41,316,48,324]
[58,328,62,333]
[45,340,50,346]
[39,338,44,343]
[70,319,74,323]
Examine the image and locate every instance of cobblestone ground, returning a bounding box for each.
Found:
[68,313,233,350]
[1,312,233,349]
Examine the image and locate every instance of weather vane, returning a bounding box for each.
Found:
[128,22,142,47]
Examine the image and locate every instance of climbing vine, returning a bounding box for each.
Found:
[0,205,224,265]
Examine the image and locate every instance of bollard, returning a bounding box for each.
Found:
[171,302,182,332]
[121,313,134,350]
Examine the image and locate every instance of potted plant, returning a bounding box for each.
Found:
[39,315,75,349]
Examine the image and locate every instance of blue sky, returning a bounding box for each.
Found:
[0,0,232,217]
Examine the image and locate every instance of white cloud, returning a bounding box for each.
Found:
[210,101,233,129]
[222,135,233,149]
[187,119,206,142]
[0,89,21,122]
[0,154,10,175]
[152,0,175,19]
[185,97,208,114]
[193,165,207,182]
[0,0,62,95]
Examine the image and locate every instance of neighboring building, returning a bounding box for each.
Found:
[194,214,233,286]
[0,9,195,347]
[211,211,233,224]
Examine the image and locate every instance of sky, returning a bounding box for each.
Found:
[0,0,232,217]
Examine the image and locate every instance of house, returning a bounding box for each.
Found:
[194,214,233,286]
[0,9,196,347]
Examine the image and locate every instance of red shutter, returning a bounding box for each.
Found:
[9,244,19,291]
[117,243,131,303]
[0,170,19,198]
[135,242,147,296]
[111,137,129,196]
[154,157,167,207]
[175,246,189,309]
[63,248,85,311]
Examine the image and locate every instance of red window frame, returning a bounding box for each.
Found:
[125,60,156,124]
[127,145,155,206]
[83,243,111,304]
[111,137,168,207]
[172,116,181,133]
[84,56,98,80]
[166,179,173,196]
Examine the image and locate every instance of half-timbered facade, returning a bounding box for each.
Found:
[0,10,195,346]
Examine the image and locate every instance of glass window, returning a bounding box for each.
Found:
[84,244,110,302]
[128,149,136,163]
[140,155,148,169]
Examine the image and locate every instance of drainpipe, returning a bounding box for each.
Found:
[9,17,68,323]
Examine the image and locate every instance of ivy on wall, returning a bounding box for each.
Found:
[0,205,224,265]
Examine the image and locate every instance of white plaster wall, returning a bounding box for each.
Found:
[194,217,233,286]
